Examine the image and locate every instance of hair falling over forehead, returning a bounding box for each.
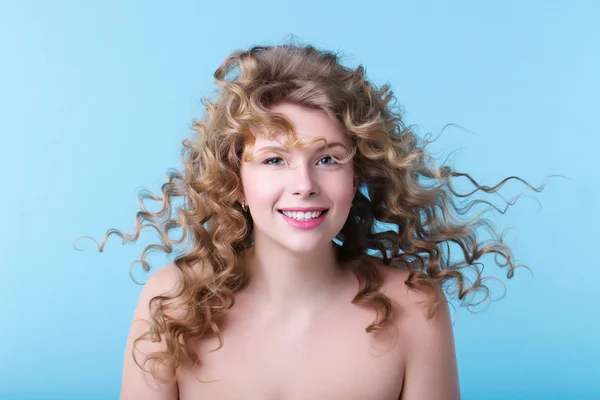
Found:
[243,135,358,170]
[75,39,555,384]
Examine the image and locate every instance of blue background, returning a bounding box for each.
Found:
[1,1,598,399]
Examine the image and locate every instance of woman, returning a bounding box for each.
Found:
[95,42,541,399]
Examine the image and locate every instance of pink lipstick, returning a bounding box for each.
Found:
[278,210,328,230]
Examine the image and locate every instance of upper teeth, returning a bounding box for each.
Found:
[281,211,324,220]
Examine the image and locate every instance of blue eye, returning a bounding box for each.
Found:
[263,157,286,165]
[317,156,336,165]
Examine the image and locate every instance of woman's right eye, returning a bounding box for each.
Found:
[263,157,285,165]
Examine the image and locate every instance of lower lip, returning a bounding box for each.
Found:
[278,211,327,230]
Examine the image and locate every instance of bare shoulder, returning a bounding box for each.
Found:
[120,264,182,400]
[362,255,448,318]
[367,256,461,399]
[129,263,184,321]
[145,263,181,292]
[362,255,424,315]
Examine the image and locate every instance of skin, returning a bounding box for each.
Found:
[237,100,358,321]
[120,101,460,399]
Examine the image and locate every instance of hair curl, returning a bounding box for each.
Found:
[75,40,555,384]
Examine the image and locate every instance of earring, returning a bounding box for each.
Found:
[241,200,248,212]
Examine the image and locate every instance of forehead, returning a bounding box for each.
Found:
[253,101,349,149]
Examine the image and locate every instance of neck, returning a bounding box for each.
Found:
[240,235,350,322]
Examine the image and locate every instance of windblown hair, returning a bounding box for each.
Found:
[76,41,551,384]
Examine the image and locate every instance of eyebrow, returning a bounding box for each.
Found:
[255,142,350,155]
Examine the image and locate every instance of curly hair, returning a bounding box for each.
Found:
[75,40,553,384]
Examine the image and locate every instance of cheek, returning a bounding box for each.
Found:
[327,170,356,206]
[343,180,357,205]
[240,168,279,203]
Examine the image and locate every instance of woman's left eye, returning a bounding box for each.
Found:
[317,156,336,165]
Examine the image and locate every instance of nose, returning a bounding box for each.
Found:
[288,160,319,198]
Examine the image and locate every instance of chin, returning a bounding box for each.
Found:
[277,236,334,255]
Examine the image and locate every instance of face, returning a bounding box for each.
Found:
[239,101,356,254]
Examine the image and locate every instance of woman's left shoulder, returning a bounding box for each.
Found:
[364,255,449,321]
[366,255,461,399]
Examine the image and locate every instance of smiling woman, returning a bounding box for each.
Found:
[239,102,357,255]
[76,40,548,400]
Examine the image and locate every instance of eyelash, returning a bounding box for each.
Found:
[263,156,337,166]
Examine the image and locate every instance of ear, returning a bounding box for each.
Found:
[235,185,246,204]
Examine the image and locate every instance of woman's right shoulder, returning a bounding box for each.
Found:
[140,263,186,319]
[147,263,181,287]
[128,263,183,330]
[120,264,182,399]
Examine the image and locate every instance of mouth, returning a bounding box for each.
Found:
[277,209,329,221]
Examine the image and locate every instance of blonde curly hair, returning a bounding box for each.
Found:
[75,40,551,384]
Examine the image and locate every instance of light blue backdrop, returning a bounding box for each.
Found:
[1,1,598,399]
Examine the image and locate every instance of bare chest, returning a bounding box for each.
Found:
[176,304,405,400]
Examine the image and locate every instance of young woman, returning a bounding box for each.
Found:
[88,42,543,399]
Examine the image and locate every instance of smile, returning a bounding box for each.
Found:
[277,209,329,229]
[278,210,326,220]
